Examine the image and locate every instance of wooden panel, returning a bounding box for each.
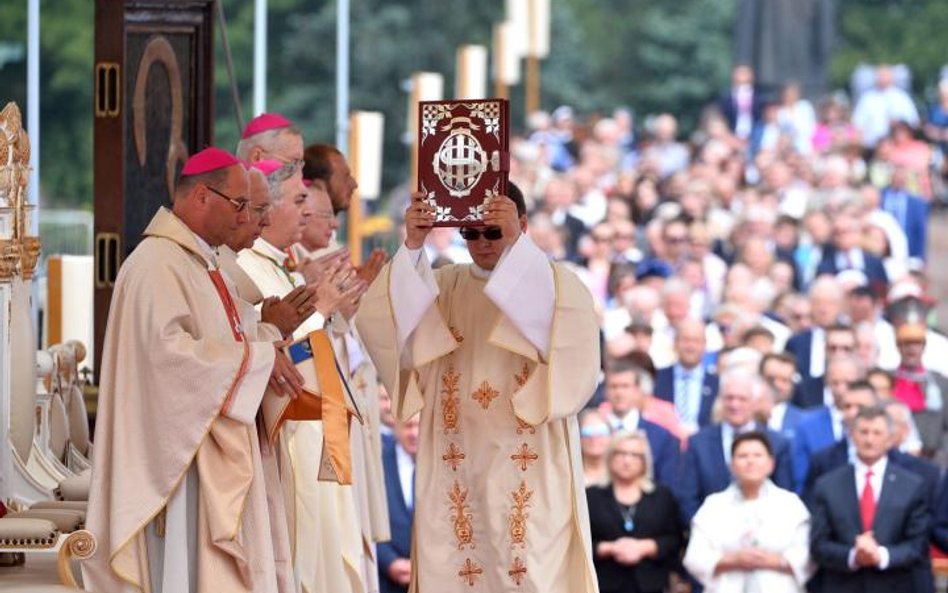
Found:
[93,0,214,380]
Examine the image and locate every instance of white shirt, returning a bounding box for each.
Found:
[395,443,415,511]
[607,409,641,433]
[829,406,844,442]
[847,456,890,570]
[810,327,826,378]
[768,402,789,433]
[721,421,757,464]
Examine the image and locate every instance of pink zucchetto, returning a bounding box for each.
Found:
[180,147,242,177]
[241,113,293,139]
[248,159,284,176]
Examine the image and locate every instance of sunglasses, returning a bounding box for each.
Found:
[460,226,503,241]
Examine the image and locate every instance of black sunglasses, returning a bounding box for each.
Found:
[460,227,503,241]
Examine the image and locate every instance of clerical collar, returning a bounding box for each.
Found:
[189,228,218,269]
[252,237,288,265]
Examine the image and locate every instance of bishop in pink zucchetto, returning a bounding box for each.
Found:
[248,159,284,177]
[180,146,242,177]
[241,113,294,139]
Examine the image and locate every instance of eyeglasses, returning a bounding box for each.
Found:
[613,450,646,460]
[204,184,250,212]
[580,425,611,438]
[249,202,272,216]
[460,226,503,241]
[664,235,688,244]
[269,153,305,175]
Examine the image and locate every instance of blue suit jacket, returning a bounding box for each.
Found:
[654,365,719,429]
[775,402,806,442]
[379,436,412,593]
[674,424,793,524]
[882,188,929,260]
[815,247,889,287]
[639,418,680,490]
[785,329,815,382]
[791,406,836,493]
[810,463,930,593]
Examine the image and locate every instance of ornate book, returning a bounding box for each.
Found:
[417,98,510,227]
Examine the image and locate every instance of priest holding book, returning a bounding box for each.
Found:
[356,181,602,592]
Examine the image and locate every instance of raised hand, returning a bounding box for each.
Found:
[405,192,435,249]
[299,248,349,284]
[356,248,388,287]
[481,194,522,243]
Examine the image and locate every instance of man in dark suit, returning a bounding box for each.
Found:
[654,318,719,433]
[785,277,846,408]
[815,208,889,288]
[674,371,793,523]
[758,352,806,441]
[604,360,680,488]
[880,169,929,261]
[717,64,763,140]
[378,415,419,593]
[810,406,931,593]
[792,354,863,493]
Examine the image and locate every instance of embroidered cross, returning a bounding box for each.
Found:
[508,556,527,586]
[510,443,539,471]
[458,558,483,587]
[472,380,499,409]
[443,442,466,471]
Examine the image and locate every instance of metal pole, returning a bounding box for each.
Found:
[27,0,39,233]
[335,0,350,156]
[253,0,267,115]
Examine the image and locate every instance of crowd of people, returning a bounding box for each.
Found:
[441,63,946,593]
[79,60,948,593]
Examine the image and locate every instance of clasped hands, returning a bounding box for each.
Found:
[597,537,656,565]
[853,531,883,568]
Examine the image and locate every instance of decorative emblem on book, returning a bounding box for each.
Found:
[418,98,509,226]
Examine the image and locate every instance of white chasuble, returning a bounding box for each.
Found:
[356,236,601,593]
[83,208,286,593]
[237,240,368,593]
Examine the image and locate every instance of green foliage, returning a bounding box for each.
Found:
[831,0,948,99]
[1,0,946,211]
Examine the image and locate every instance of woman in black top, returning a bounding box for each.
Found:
[586,429,683,593]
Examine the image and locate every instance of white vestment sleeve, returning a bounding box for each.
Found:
[389,244,440,352]
[484,234,555,358]
[221,341,276,425]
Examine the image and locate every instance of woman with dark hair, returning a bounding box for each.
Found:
[586,430,682,593]
[684,432,813,592]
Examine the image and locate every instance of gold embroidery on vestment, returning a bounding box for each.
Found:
[441,367,461,434]
[508,556,528,586]
[442,442,466,471]
[510,443,539,471]
[449,480,475,549]
[471,380,500,409]
[509,481,534,547]
[458,557,483,586]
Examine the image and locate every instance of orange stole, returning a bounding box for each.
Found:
[263,329,360,484]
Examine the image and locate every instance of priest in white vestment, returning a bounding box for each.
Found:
[356,183,601,593]
[83,148,303,593]
[293,185,391,592]
[237,173,372,593]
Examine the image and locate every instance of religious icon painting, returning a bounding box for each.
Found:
[417,98,510,227]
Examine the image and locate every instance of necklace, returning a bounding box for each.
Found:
[619,502,637,532]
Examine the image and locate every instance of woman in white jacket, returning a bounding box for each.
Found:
[684,431,814,593]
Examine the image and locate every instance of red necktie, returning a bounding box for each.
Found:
[860,468,876,531]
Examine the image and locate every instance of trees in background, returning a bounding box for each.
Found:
[0,0,946,210]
